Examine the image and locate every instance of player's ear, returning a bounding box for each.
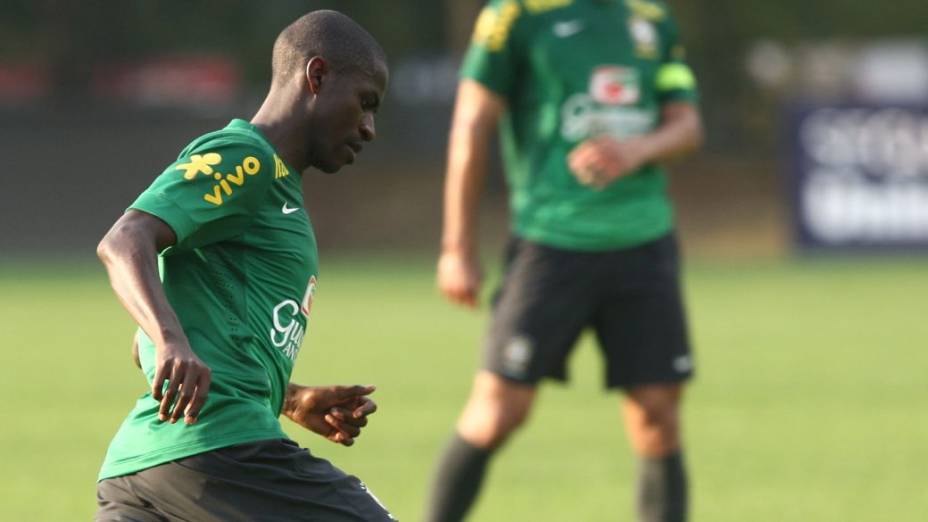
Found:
[305,57,328,95]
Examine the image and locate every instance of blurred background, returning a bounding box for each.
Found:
[3,0,928,255]
[1,1,926,520]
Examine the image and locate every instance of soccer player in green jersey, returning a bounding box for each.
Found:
[94,11,395,521]
[427,1,703,521]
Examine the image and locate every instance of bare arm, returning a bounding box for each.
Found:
[569,102,704,189]
[97,209,211,425]
[437,80,506,308]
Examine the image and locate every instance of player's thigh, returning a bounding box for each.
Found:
[593,234,694,389]
[485,238,599,384]
[132,440,395,521]
[96,476,168,522]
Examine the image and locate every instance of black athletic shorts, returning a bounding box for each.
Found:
[96,439,396,522]
[484,233,693,389]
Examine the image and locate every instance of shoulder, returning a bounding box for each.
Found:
[181,128,272,164]
[176,129,275,182]
[167,128,277,207]
[471,0,578,50]
[625,0,672,22]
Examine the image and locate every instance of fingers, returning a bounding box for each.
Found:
[437,255,481,308]
[170,368,199,423]
[152,364,168,401]
[157,362,183,422]
[326,410,363,437]
[569,143,605,184]
[568,141,596,172]
[324,412,364,447]
[458,290,478,308]
[332,384,376,402]
[324,394,378,447]
[439,277,478,307]
[153,356,212,424]
[323,413,357,447]
[351,397,378,419]
[569,158,602,189]
[330,430,355,447]
[329,405,372,427]
[569,136,630,189]
[184,369,211,425]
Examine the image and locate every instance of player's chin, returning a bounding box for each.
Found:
[316,158,345,174]
[317,151,354,174]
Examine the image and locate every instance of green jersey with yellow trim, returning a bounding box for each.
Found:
[99,119,319,480]
[462,0,698,250]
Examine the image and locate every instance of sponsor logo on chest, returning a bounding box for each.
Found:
[590,66,640,105]
[269,276,317,362]
[561,65,656,141]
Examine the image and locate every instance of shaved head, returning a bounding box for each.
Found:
[271,10,387,88]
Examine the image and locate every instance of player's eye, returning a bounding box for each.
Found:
[361,94,379,113]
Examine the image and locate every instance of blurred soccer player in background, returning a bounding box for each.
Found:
[94,10,395,521]
[427,0,703,520]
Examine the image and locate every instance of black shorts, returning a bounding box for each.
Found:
[96,439,396,522]
[484,233,693,389]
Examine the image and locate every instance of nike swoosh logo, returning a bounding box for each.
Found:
[553,20,584,38]
[282,203,300,215]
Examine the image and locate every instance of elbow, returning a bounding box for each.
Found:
[677,113,705,157]
[96,231,115,265]
[97,218,137,267]
[686,108,706,153]
[689,121,705,153]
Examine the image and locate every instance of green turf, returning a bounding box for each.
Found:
[1,255,926,521]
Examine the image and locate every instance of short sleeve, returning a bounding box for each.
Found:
[459,0,528,98]
[130,138,273,251]
[655,9,699,105]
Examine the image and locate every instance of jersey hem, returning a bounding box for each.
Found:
[97,428,285,482]
[513,224,674,252]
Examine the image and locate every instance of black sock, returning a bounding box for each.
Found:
[637,450,688,522]
[425,434,493,522]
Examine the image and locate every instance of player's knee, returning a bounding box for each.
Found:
[492,402,531,439]
[458,372,536,448]
[637,411,679,450]
[626,386,683,456]
[459,401,529,448]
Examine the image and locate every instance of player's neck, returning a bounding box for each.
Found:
[251,96,310,174]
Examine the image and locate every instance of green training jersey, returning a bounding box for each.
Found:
[462,0,698,250]
[99,119,318,480]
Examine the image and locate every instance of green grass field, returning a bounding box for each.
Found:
[1,255,926,521]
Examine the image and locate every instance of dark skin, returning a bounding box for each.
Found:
[98,52,388,445]
[251,56,386,174]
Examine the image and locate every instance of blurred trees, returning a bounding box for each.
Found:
[3,0,923,92]
[0,0,924,147]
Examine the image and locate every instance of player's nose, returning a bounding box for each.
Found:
[360,113,376,142]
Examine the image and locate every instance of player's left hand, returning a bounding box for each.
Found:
[284,384,377,447]
[568,135,649,190]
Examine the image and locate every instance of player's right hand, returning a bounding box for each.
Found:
[437,250,482,308]
[151,341,212,426]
